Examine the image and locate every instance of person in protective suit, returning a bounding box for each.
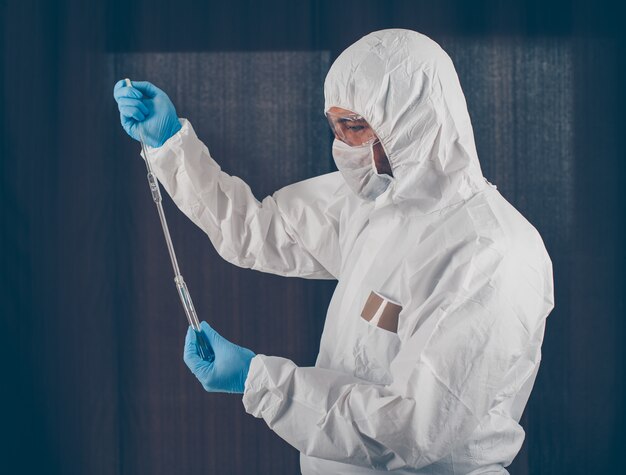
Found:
[113,29,554,475]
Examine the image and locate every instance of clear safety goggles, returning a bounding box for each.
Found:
[325,110,379,147]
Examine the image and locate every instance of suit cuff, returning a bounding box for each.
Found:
[242,354,287,421]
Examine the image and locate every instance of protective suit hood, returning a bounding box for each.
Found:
[324,29,487,213]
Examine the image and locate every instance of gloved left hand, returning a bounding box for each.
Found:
[184,321,255,394]
[113,79,182,148]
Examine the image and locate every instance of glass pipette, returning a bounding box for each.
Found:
[125,78,214,362]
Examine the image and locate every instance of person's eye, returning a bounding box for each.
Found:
[347,125,365,131]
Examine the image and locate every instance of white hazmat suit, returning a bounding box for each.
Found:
[144,29,554,474]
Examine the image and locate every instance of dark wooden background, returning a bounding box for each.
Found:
[1,1,624,474]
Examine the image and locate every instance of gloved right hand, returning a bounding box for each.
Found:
[113,79,182,148]
[184,321,255,394]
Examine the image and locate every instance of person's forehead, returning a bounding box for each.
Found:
[327,106,357,116]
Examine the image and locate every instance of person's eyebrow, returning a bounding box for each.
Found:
[337,117,367,124]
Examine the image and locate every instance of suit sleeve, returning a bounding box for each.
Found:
[142,118,343,279]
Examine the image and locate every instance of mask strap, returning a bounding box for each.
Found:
[371,139,381,174]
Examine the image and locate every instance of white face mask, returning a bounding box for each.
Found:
[332,138,393,201]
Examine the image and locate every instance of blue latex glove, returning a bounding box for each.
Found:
[184,321,255,394]
[113,79,182,148]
